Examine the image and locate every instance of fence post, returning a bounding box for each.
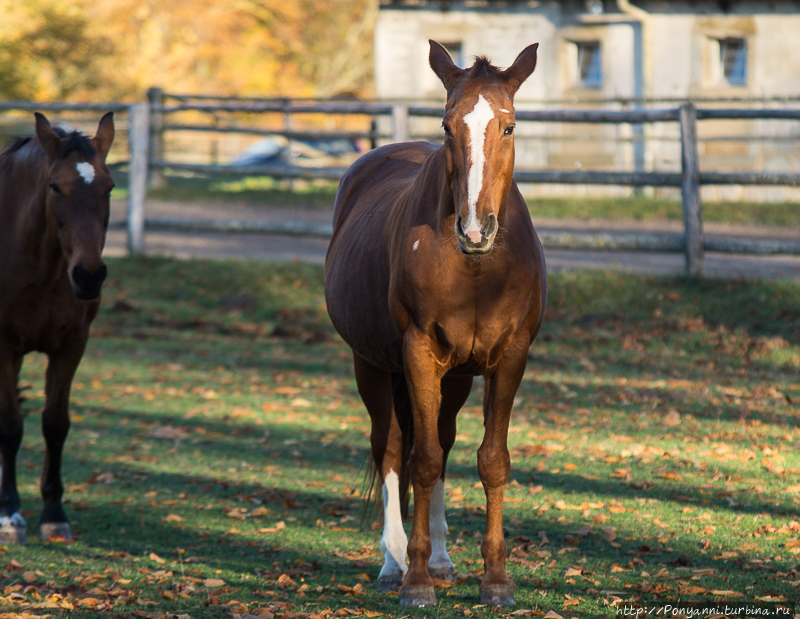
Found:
[679,103,704,277]
[146,87,165,188]
[127,102,150,255]
[392,104,409,143]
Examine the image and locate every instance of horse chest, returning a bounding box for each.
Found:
[400,261,537,370]
[5,281,90,354]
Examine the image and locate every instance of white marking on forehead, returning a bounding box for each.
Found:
[462,94,495,243]
[412,239,419,251]
[499,108,511,113]
[76,162,95,184]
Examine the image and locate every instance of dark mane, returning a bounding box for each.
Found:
[52,127,97,160]
[1,136,32,160]
[467,56,503,81]
[0,127,96,164]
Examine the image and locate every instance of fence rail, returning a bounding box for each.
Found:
[1,93,798,276]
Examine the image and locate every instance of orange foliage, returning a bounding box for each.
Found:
[0,0,376,100]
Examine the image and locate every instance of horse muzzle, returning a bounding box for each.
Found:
[455,214,498,255]
[70,263,108,300]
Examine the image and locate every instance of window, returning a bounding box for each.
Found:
[719,38,747,85]
[442,42,464,68]
[576,41,602,88]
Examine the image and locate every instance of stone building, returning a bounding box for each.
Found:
[375,0,800,200]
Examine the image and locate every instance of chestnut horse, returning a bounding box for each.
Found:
[0,112,114,543]
[325,42,546,607]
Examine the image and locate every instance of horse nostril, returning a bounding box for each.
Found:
[72,264,89,286]
[484,213,498,239]
[71,263,107,293]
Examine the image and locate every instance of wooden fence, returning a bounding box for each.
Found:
[2,95,799,276]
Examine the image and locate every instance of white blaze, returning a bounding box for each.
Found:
[412,240,419,251]
[380,470,408,576]
[76,162,95,184]
[462,94,495,244]
[428,478,455,573]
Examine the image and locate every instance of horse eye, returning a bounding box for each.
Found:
[442,123,452,137]
[504,125,515,136]
[49,183,63,195]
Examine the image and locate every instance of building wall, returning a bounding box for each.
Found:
[375,1,800,201]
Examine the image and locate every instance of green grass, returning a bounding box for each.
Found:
[110,171,800,226]
[5,258,800,618]
[111,171,339,208]
[526,196,800,227]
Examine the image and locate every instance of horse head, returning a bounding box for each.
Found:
[430,40,538,255]
[35,112,115,300]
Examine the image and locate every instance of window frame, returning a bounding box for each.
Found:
[718,37,748,86]
[574,40,603,89]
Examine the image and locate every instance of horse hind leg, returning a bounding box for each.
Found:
[39,343,86,541]
[0,355,26,544]
[352,354,407,593]
[428,375,472,582]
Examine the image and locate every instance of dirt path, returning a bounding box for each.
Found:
[104,199,800,280]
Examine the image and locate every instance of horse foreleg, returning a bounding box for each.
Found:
[477,346,528,607]
[428,375,472,582]
[40,341,86,541]
[0,355,25,544]
[399,328,445,607]
[352,354,407,592]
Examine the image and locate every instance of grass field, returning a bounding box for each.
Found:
[110,173,800,228]
[3,258,800,619]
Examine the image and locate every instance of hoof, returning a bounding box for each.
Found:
[0,524,26,545]
[429,565,457,582]
[399,585,436,607]
[41,522,72,541]
[480,584,515,606]
[377,573,404,593]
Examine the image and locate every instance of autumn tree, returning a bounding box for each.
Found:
[0,0,377,101]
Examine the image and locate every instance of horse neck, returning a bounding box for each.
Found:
[2,143,64,276]
[409,147,458,233]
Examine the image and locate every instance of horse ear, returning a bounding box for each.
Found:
[429,40,464,93]
[93,112,115,160]
[34,112,62,161]
[501,43,539,97]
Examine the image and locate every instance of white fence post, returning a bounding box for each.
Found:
[679,103,704,277]
[146,87,165,189]
[392,104,409,143]
[127,102,150,255]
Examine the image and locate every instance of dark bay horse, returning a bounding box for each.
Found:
[325,42,546,607]
[0,112,114,543]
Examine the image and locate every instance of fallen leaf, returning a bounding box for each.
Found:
[149,425,188,439]
[163,514,183,523]
[258,521,286,534]
[277,573,296,588]
[204,578,226,588]
[247,507,271,517]
[149,552,166,564]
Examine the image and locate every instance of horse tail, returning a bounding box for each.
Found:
[391,372,414,520]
